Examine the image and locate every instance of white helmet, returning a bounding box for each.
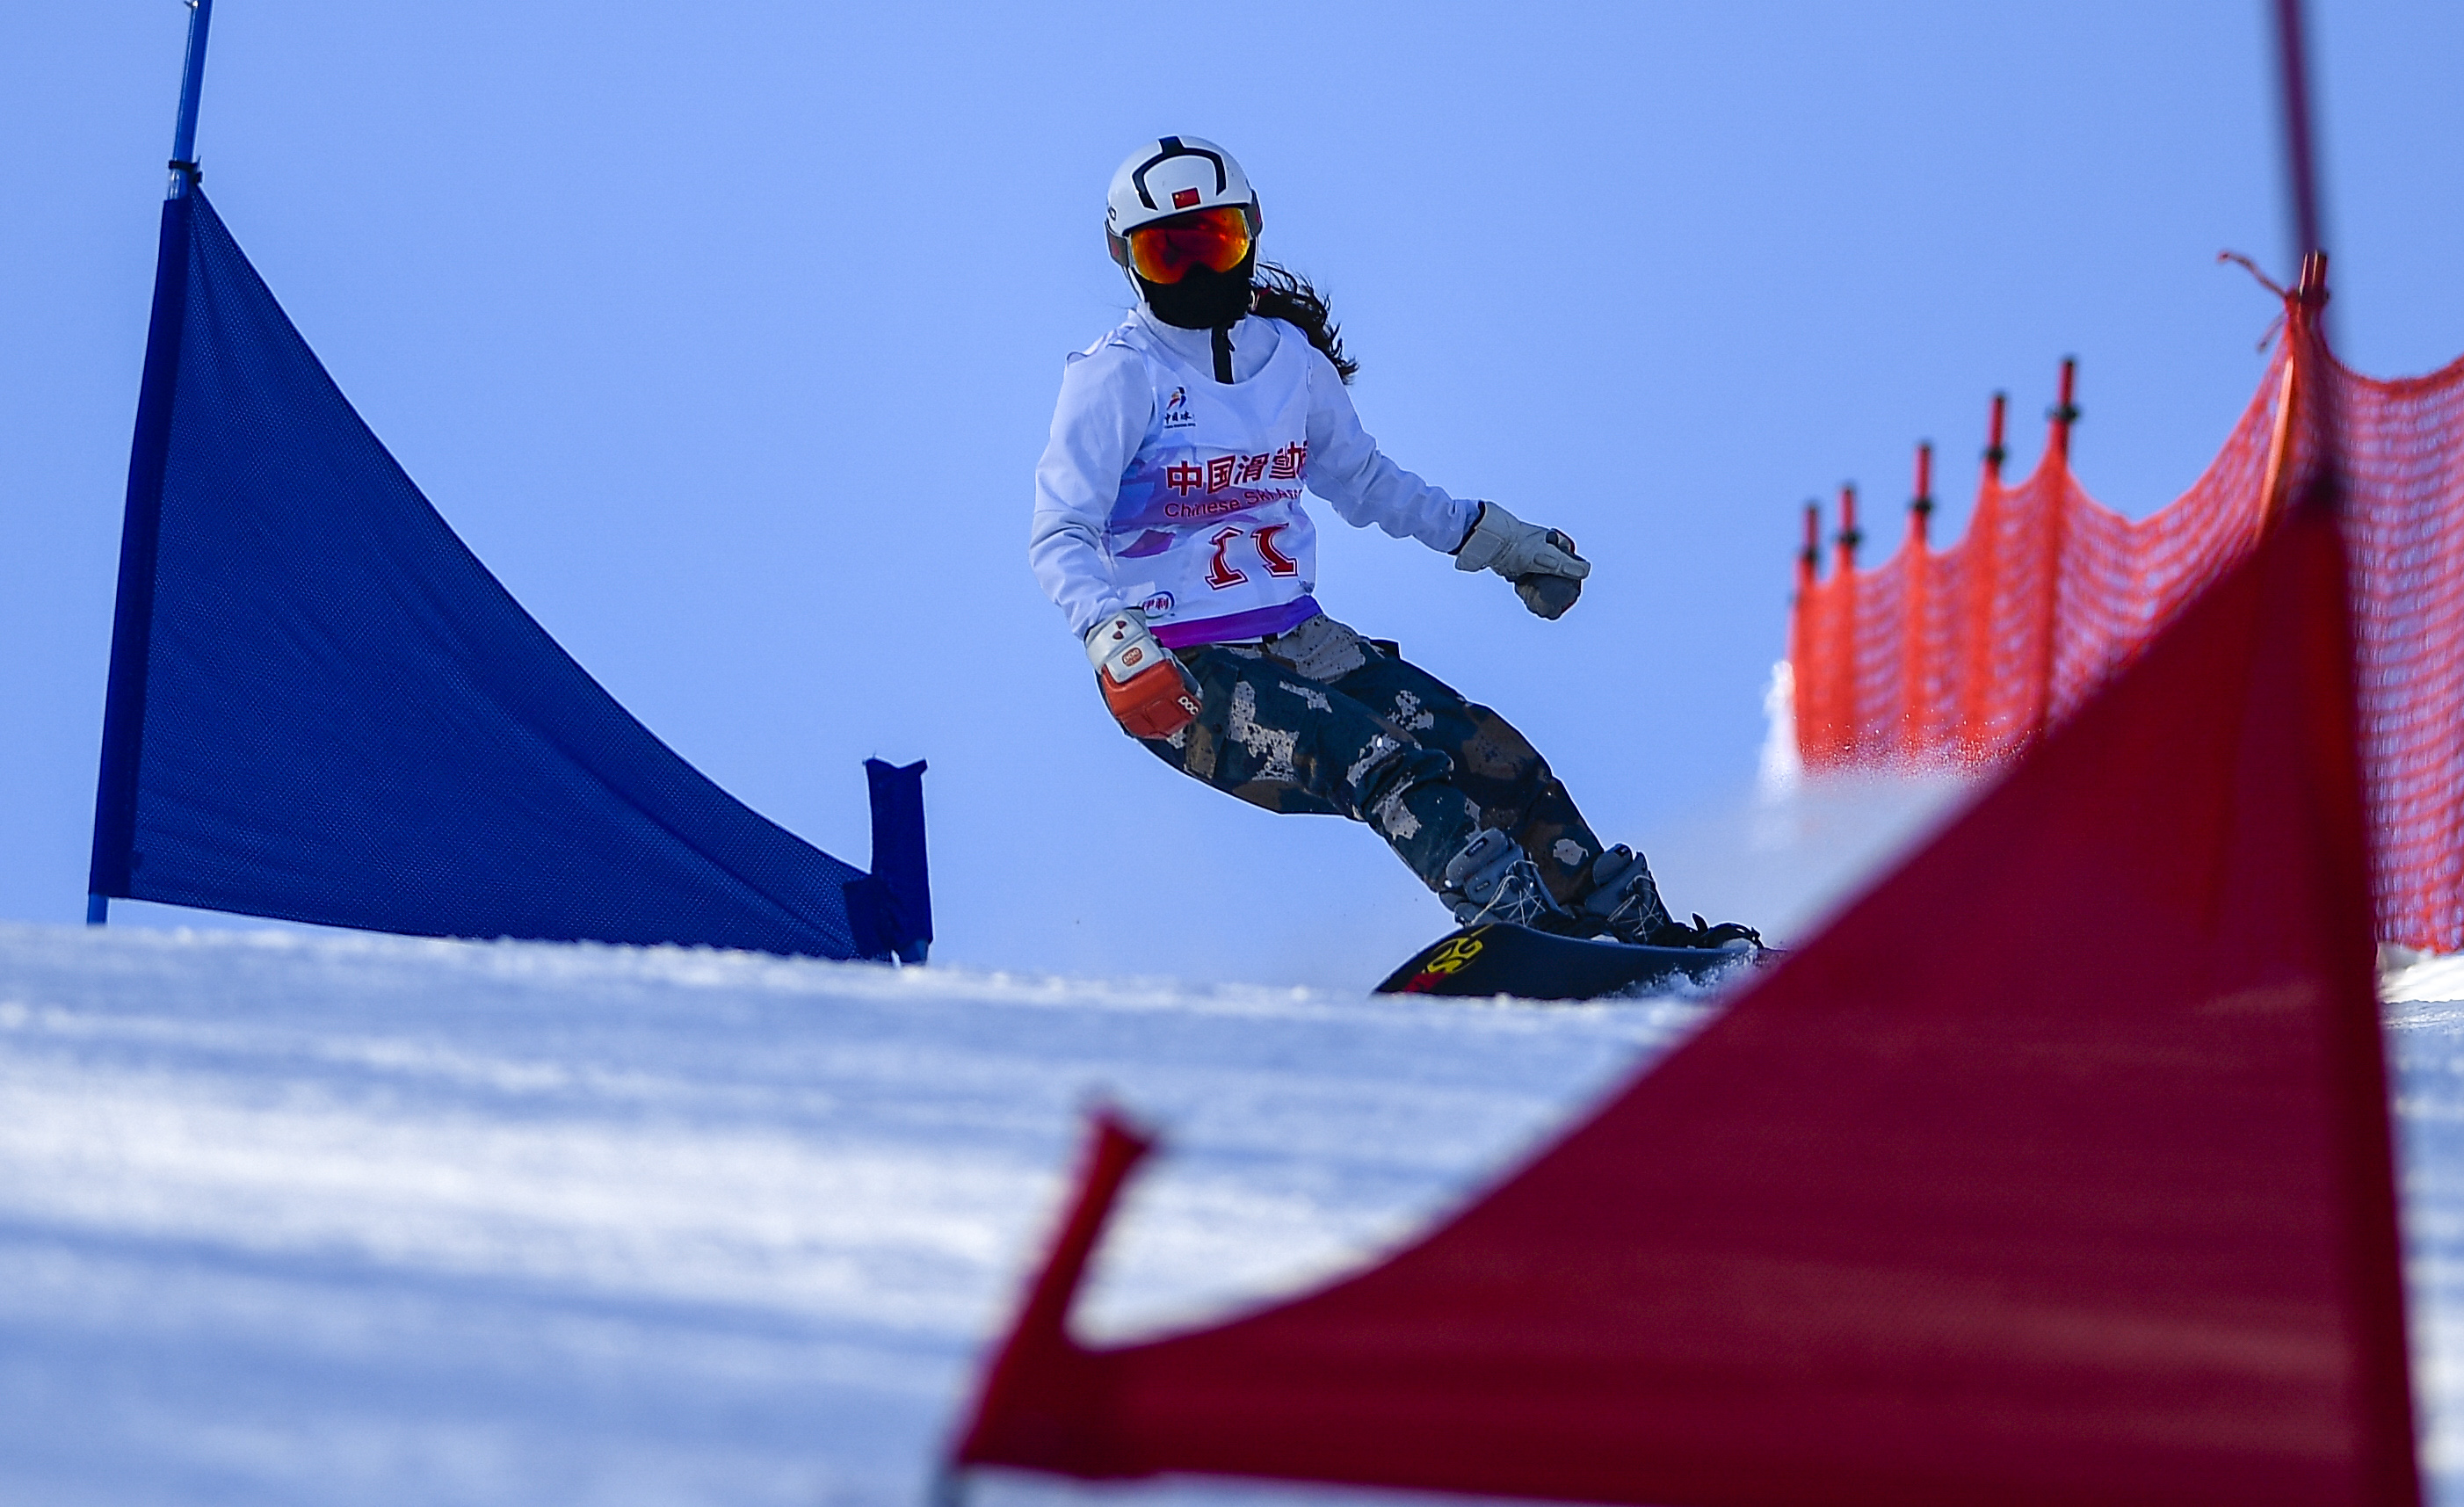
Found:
[1105,135,1261,267]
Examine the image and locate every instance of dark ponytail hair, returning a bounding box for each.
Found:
[1251,263,1359,384]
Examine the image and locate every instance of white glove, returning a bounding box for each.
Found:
[1452,502,1591,619]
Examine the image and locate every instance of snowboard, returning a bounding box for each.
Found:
[1374,923,1759,1002]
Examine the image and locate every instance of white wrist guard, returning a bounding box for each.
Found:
[1086,608,1164,681]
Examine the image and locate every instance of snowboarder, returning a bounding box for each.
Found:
[1031,135,1755,948]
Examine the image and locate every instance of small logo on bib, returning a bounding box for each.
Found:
[1162,387,1196,431]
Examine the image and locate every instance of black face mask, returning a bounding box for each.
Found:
[1136,250,1257,330]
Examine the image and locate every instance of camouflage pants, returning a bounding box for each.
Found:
[1139,614,1606,902]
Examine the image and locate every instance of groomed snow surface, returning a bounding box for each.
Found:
[0,919,1724,1507]
[9,783,2464,1506]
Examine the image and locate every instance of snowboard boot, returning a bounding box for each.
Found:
[1440,828,1577,931]
[1575,844,1671,941]
[1578,845,1765,951]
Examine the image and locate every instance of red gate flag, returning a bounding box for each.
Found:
[950,498,2419,1507]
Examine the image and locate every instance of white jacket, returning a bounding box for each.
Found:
[1029,306,1478,646]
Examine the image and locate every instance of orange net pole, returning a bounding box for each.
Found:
[1830,484,1865,754]
[1790,291,2464,952]
[1900,443,1934,759]
[1788,501,1825,763]
[1949,394,2008,764]
[2031,359,2081,743]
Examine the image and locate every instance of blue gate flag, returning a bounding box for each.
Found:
[91,188,927,963]
[846,757,933,965]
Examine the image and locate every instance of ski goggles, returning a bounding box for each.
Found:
[1125,206,1253,284]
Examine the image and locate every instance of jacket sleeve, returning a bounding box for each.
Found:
[1029,342,1153,640]
[1301,349,1481,552]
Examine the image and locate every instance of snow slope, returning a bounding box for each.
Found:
[0,921,1714,1506]
[3,917,2460,1507]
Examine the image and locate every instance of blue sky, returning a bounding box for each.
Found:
[4,3,2460,987]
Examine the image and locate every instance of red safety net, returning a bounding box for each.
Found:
[1793,286,2464,953]
[951,500,2418,1507]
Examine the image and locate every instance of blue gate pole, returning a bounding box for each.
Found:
[168,0,214,200]
[89,0,215,929]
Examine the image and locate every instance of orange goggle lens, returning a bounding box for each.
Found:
[1126,206,1252,284]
